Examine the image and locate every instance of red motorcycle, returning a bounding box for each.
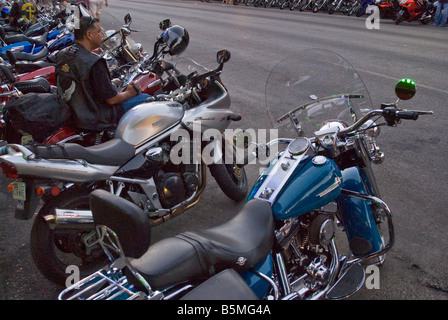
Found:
[395,0,435,24]
[377,0,400,19]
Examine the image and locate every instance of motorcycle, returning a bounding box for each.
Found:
[58,49,432,300]
[312,0,330,12]
[347,0,375,16]
[298,0,316,11]
[376,0,400,19]
[0,49,249,287]
[327,0,354,14]
[394,0,434,24]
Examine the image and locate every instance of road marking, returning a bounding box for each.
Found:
[357,68,448,95]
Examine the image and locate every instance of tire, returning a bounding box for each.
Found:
[348,4,358,16]
[30,187,107,287]
[299,0,309,11]
[356,6,365,17]
[246,0,255,5]
[290,1,299,10]
[209,142,248,202]
[395,10,405,24]
[328,3,335,14]
[233,0,240,4]
[280,0,289,9]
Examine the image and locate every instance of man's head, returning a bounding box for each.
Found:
[74,16,102,50]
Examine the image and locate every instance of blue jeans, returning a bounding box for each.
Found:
[123,93,151,113]
[434,2,448,26]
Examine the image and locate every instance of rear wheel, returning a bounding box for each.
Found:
[30,187,106,287]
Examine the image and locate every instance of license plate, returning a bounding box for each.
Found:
[21,134,33,145]
[12,181,26,201]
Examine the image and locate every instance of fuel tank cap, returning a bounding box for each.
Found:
[312,155,327,166]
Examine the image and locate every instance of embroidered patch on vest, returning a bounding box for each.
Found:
[61,64,70,73]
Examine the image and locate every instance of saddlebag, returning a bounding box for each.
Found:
[3,92,72,142]
[180,268,259,300]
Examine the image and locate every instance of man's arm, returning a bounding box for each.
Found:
[105,84,139,105]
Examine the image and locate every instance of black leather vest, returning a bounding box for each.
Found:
[56,43,123,131]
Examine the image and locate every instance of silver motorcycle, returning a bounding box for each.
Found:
[0,50,248,286]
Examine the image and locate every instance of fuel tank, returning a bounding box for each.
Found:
[272,156,342,220]
[248,155,343,220]
[134,72,162,95]
[114,101,184,147]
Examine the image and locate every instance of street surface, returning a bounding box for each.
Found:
[0,0,447,300]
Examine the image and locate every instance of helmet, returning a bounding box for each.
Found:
[162,25,189,56]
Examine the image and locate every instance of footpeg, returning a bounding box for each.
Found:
[326,262,365,300]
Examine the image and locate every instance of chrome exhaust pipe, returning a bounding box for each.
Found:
[44,209,94,231]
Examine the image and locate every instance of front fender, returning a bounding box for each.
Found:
[337,166,383,256]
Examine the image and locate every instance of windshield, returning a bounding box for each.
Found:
[265,49,373,139]
[174,57,210,78]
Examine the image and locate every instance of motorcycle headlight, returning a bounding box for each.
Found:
[130,43,143,57]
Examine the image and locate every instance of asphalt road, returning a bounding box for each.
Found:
[0,0,447,300]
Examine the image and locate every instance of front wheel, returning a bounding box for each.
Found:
[209,162,248,202]
[395,10,406,24]
[30,187,106,287]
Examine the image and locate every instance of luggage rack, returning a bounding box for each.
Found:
[59,268,146,300]
[58,225,163,300]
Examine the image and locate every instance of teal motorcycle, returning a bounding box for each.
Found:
[58,49,432,300]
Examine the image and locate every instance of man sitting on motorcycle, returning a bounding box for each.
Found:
[55,16,149,133]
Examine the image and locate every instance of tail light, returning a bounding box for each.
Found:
[0,162,19,179]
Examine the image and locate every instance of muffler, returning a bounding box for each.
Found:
[44,209,94,231]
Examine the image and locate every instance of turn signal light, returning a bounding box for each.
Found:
[35,185,61,197]
[36,186,46,197]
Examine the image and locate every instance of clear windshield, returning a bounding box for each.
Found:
[99,12,144,68]
[174,57,211,78]
[265,49,373,139]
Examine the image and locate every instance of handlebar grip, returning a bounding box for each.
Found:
[131,82,141,94]
[396,110,419,120]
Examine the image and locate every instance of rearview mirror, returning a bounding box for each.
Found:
[159,19,172,31]
[124,13,132,25]
[395,78,416,100]
[217,50,231,65]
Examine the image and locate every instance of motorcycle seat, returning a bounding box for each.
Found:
[128,199,274,290]
[3,46,49,62]
[14,77,51,94]
[14,60,55,73]
[26,138,136,166]
[3,32,49,46]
